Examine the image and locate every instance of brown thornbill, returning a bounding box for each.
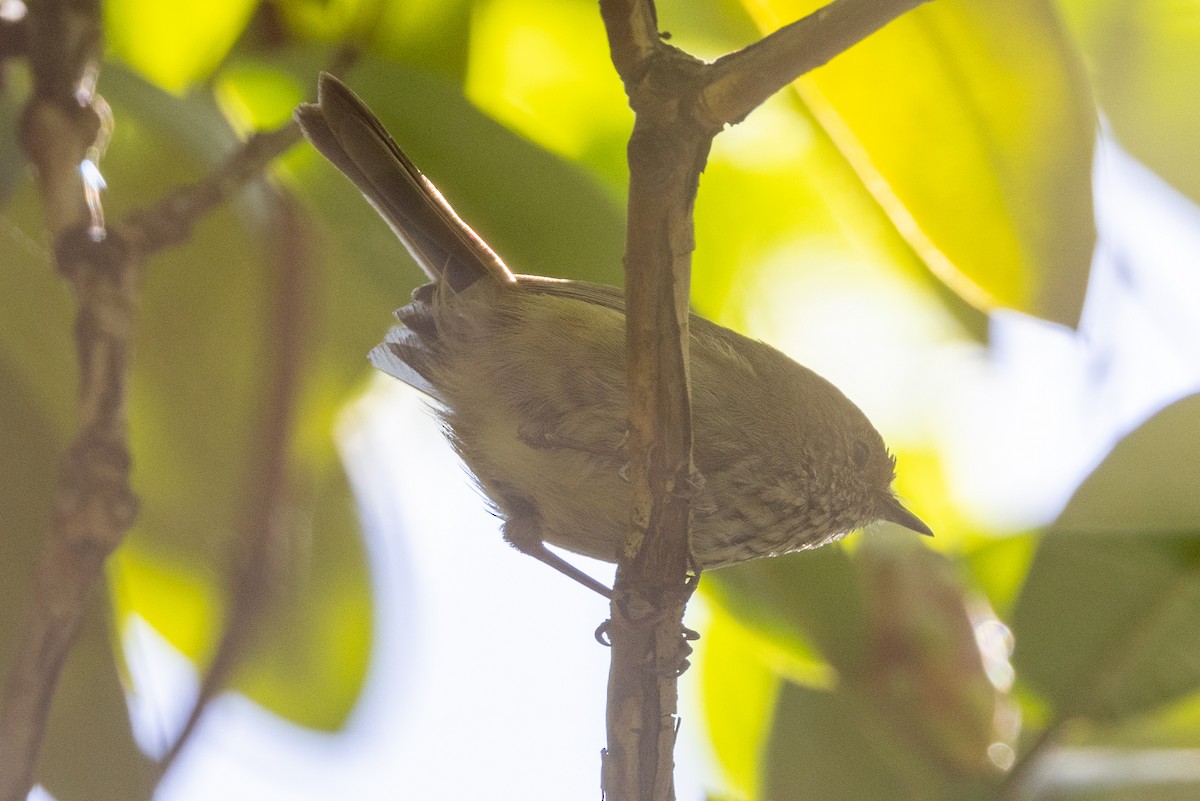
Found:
[295,74,932,596]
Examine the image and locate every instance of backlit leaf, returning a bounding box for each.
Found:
[743,0,1096,327]
[1013,394,1200,722]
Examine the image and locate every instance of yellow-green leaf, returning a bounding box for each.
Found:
[106,0,258,93]
[699,608,783,801]
[743,0,1097,327]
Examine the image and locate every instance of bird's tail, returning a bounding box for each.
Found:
[295,73,515,292]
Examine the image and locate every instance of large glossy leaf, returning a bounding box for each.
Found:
[106,0,259,93]
[1057,0,1200,205]
[465,0,632,185]
[1012,394,1200,722]
[743,0,1096,327]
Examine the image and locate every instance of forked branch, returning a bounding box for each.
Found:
[596,1,935,799]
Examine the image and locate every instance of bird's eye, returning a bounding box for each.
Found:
[851,440,869,468]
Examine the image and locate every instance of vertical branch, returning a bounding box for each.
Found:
[600,2,712,800]
[0,2,132,799]
[596,0,941,798]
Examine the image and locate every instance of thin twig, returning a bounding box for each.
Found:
[149,188,311,786]
[142,44,364,783]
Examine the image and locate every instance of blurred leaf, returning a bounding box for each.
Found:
[106,0,258,93]
[216,63,307,131]
[856,533,1005,775]
[744,0,1096,327]
[1073,692,1200,749]
[1013,394,1200,722]
[0,67,28,206]
[1013,533,1200,723]
[465,0,632,188]
[232,464,373,728]
[273,0,474,83]
[1055,394,1200,535]
[699,607,783,800]
[0,358,61,710]
[763,682,999,801]
[705,547,869,673]
[1057,0,1200,205]
[962,534,1038,617]
[1045,779,1200,801]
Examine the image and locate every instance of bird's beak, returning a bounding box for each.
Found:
[878,495,933,537]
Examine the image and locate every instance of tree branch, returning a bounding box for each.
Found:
[0,20,339,800]
[598,0,660,87]
[596,1,934,799]
[703,0,934,126]
[150,189,312,787]
[0,1,123,797]
[600,1,710,799]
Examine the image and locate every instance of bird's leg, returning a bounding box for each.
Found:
[502,515,612,599]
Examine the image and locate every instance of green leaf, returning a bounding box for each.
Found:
[106,0,259,93]
[40,601,156,801]
[699,607,783,801]
[464,0,633,189]
[855,533,1005,775]
[1012,394,1200,722]
[962,534,1038,618]
[763,682,999,801]
[1057,0,1200,205]
[230,464,373,728]
[1047,782,1200,801]
[1055,394,1200,535]
[742,0,1097,327]
[705,546,870,673]
[273,0,474,83]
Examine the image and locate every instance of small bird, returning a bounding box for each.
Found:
[296,74,931,596]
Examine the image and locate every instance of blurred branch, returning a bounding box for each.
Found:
[596,0,934,799]
[145,43,361,784]
[0,15,357,800]
[0,0,123,798]
[151,189,312,787]
[0,13,26,63]
[124,121,302,253]
[126,40,363,253]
